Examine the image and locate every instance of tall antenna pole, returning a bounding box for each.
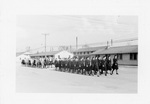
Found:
[42,33,49,57]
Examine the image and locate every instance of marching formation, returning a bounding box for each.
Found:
[21,55,119,76]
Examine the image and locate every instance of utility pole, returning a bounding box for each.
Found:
[42,33,49,57]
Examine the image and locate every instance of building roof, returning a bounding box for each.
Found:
[24,52,33,55]
[30,51,60,57]
[16,52,33,57]
[16,52,25,57]
[74,54,93,57]
[92,45,138,55]
[73,46,107,53]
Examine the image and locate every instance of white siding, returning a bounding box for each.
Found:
[54,51,74,59]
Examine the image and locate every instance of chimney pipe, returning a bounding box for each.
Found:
[76,37,78,50]
[107,41,109,47]
[111,39,113,46]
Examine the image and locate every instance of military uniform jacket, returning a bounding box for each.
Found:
[54,60,58,67]
[95,59,99,69]
[106,59,112,70]
[85,59,88,67]
[101,59,106,69]
[78,60,82,68]
[98,59,102,68]
[71,61,74,68]
[112,58,118,69]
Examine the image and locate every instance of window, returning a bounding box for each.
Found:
[117,54,123,60]
[130,53,137,60]
[87,52,89,54]
[80,52,82,54]
[84,52,86,54]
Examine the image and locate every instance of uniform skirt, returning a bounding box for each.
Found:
[112,63,118,69]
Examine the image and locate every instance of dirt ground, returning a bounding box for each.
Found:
[16,62,137,93]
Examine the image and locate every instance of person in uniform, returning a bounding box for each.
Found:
[61,59,65,72]
[84,57,88,75]
[21,59,26,66]
[68,58,72,72]
[111,55,119,75]
[75,58,79,74]
[91,57,97,76]
[72,58,76,73]
[86,57,91,75]
[81,58,85,75]
[97,56,102,77]
[101,56,106,75]
[41,57,44,69]
[90,57,94,76]
[78,58,82,74]
[25,58,28,67]
[44,56,47,68]
[36,58,38,68]
[33,58,35,67]
[66,59,68,72]
[95,57,99,77]
[58,58,62,71]
[106,55,112,74]
[82,58,86,75]
[48,57,51,68]
[38,57,41,68]
[64,58,68,72]
[54,58,58,70]
[71,58,75,73]
[62,59,65,72]
[28,59,31,66]
[104,56,108,76]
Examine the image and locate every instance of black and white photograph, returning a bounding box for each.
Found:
[16,15,138,93]
[1,0,150,104]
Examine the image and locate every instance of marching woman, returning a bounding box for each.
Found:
[97,56,102,77]
[58,58,62,71]
[111,55,119,75]
[71,58,74,73]
[68,58,72,73]
[101,56,105,75]
[54,58,58,71]
[101,56,107,76]
[106,55,112,75]
[91,57,96,76]
[21,59,26,66]
[32,58,36,67]
[84,57,88,75]
[75,58,79,74]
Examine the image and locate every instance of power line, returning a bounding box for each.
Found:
[27,37,138,52]
[30,46,44,51]
[113,37,138,43]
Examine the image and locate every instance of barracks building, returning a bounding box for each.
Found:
[73,45,138,66]
[30,50,74,59]
[73,46,107,58]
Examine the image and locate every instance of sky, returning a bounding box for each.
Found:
[16,15,138,52]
